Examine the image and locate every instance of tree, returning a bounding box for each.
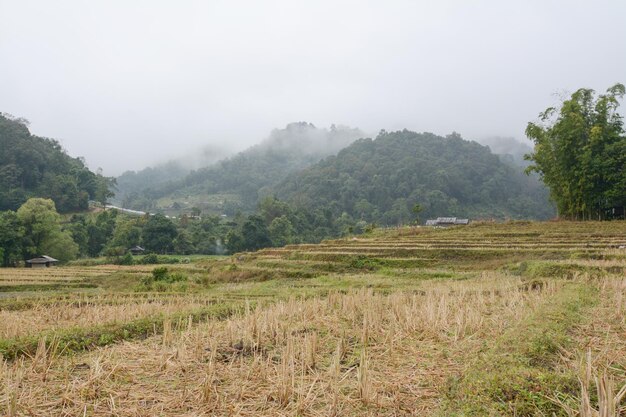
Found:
[86,210,118,257]
[106,217,143,251]
[268,215,295,247]
[173,229,194,255]
[525,83,626,219]
[142,214,178,254]
[67,214,89,257]
[412,203,423,225]
[0,210,24,266]
[16,198,78,262]
[226,215,271,253]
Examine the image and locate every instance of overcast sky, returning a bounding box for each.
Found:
[1,0,625,175]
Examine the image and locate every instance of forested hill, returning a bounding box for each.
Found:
[117,122,365,213]
[0,113,112,213]
[273,130,554,223]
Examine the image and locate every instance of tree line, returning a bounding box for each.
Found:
[0,196,370,266]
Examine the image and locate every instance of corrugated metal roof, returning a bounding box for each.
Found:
[27,255,59,263]
[426,217,470,226]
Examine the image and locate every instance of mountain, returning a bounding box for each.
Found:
[273,130,554,224]
[0,113,112,213]
[113,144,237,208]
[118,122,366,215]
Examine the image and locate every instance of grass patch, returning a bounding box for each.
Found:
[442,282,598,416]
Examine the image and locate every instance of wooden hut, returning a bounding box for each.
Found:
[129,246,145,255]
[26,255,59,268]
[425,217,470,226]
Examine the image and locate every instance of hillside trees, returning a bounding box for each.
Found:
[0,113,115,212]
[274,130,553,224]
[115,122,365,212]
[525,83,626,219]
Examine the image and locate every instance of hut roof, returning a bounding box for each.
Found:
[26,255,59,264]
[426,217,470,226]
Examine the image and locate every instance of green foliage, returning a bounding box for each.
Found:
[117,252,135,266]
[86,210,118,257]
[0,113,115,212]
[173,229,194,255]
[226,214,272,253]
[116,123,364,212]
[152,266,169,281]
[268,215,295,246]
[274,130,553,225]
[139,266,188,291]
[142,214,177,254]
[412,203,423,224]
[444,284,596,416]
[525,83,626,219]
[16,198,78,262]
[348,255,385,271]
[140,253,159,264]
[105,216,143,252]
[0,210,24,266]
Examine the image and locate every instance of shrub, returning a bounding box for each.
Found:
[167,272,187,283]
[117,252,135,266]
[152,267,169,281]
[140,254,159,264]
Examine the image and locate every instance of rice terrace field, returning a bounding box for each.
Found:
[1,221,626,416]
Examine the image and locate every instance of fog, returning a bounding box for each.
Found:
[1,0,625,175]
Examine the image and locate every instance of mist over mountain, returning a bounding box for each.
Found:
[273,130,553,223]
[114,143,237,206]
[117,122,366,214]
[476,136,534,167]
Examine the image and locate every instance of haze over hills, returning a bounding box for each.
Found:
[114,123,552,221]
[273,130,553,223]
[477,136,534,167]
[115,122,366,214]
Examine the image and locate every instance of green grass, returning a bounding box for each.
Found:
[441,282,598,416]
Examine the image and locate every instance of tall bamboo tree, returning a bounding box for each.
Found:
[525,84,626,220]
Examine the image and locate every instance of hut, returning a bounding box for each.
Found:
[425,217,470,227]
[129,246,145,255]
[26,255,59,268]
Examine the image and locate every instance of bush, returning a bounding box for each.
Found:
[167,272,187,283]
[140,253,159,264]
[152,267,169,281]
[117,252,135,266]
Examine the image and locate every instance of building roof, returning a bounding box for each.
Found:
[426,217,470,226]
[26,255,59,264]
[129,246,145,251]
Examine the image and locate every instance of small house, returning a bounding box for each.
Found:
[425,217,470,227]
[129,246,145,255]
[26,255,59,268]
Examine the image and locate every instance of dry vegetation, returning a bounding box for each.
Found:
[1,221,625,416]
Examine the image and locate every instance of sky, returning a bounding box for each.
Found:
[1,0,625,175]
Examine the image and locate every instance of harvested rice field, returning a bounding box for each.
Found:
[1,221,626,416]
